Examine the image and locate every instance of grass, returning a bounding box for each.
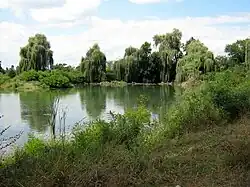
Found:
[1,66,250,186]
[0,76,47,91]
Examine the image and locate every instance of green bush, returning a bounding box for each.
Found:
[0,74,10,85]
[204,69,250,119]
[64,71,85,84]
[7,69,16,78]
[40,71,71,88]
[20,70,39,81]
[72,105,151,155]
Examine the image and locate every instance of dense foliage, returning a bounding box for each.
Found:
[0,30,250,89]
[80,44,106,83]
[18,34,54,72]
[1,66,250,186]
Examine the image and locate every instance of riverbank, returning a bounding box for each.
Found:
[1,67,250,186]
[0,78,175,92]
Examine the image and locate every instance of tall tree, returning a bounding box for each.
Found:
[225,39,250,65]
[176,40,215,82]
[80,44,106,83]
[137,42,152,82]
[153,28,183,82]
[245,39,250,70]
[19,34,54,72]
[183,37,196,55]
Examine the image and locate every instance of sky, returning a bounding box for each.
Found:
[0,0,250,68]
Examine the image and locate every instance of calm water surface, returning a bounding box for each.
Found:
[0,86,181,148]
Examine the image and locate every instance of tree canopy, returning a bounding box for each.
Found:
[18,34,54,72]
[80,44,106,83]
[176,40,215,82]
[225,39,250,65]
[3,30,250,85]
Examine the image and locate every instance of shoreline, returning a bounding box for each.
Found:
[0,81,176,92]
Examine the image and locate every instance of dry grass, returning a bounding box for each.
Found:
[1,115,250,187]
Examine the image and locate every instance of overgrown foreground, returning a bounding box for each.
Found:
[1,67,250,187]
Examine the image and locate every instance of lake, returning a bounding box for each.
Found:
[0,86,181,148]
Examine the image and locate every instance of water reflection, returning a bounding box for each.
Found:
[79,86,107,119]
[19,92,56,132]
[0,86,181,145]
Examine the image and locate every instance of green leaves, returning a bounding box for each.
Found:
[19,34,54,72]
[80,44,106,83]
[176,40,215,83]
[225,39,250,65]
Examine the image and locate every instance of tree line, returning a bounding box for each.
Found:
[1,29,250,84]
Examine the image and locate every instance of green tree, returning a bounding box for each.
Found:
[19,34,54,72]
[0,61,5,74]
[7,65,16,78]
[53,63,74,71]
[215,55,230,71]
[153,28,183,82]
[225,39,250,65]
[137,42,152,82]
[176,40,215,82]
[147,52,161,83]
[183,37,196,54]
[80,44,106,83]
[245,39,250,70]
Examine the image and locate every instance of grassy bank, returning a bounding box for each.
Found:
[1,66,250,186]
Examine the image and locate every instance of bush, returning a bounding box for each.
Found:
[72,105,151,156]
[145,67,250,149]
[20,70,39,81]
[64,71,85,84]
[0,74,10,85]
[7,69,16,78]
[204,69,250,119]
[40,71,71,88]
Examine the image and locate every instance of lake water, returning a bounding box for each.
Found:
[0,86,181,148]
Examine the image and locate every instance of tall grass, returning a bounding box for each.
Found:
[1,66,250,186]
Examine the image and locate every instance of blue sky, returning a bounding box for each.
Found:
[0,0,250,67]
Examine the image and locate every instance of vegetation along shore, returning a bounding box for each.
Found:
[0,28,250,186]
[1,29,249,90]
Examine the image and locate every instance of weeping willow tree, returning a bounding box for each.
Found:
[153,28,183,83]
[18,34,53,72]
[112,46,139,83]
[113,59,126,81]
[245,39,250,70]
[176,40,215,83]
[80,44,106,83]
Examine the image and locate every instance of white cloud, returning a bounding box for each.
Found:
[0,22,38,67]
[0,0,65,9]
[1,14,250,68]
[30,0,101,22]
[0,0,102,23]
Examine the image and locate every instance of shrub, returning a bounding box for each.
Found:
[20,70,39,81]
[0,74,10,85]
[7,69,16,78]
[204,69,250,119]
[40,71,71,88]
[72,105,151,155]
[64,71,85,84]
